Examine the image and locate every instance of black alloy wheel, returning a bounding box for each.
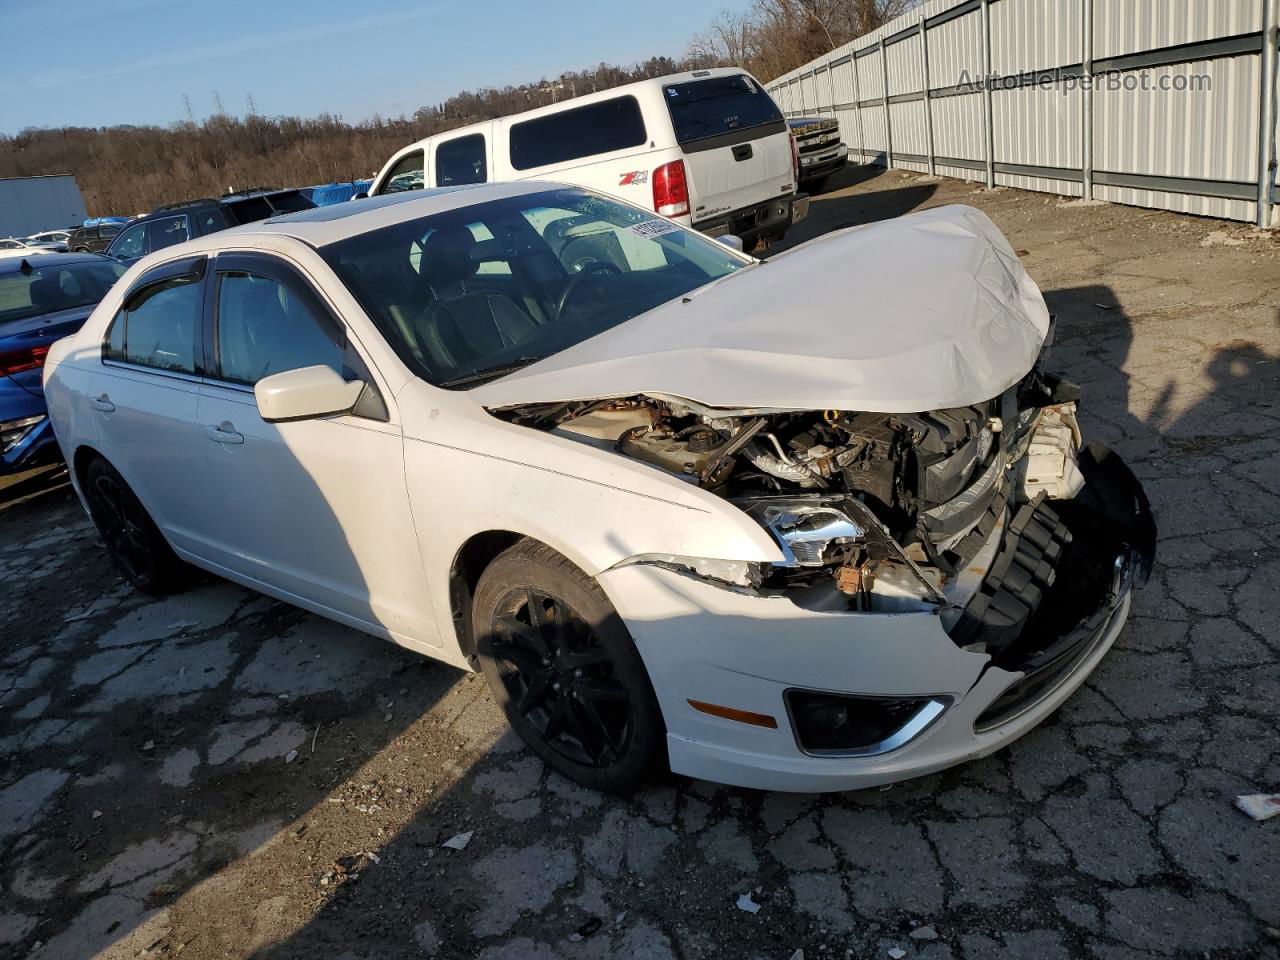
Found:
[84,457,188,595]
[474,540,665,793]
[490,587,630,767]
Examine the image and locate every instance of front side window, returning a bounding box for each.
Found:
[101,224,121,238]
[149,216,190,252]
[0,261,126,324]
[320,188,747,388]
[435,134,487,186]
[509,96,647,170]
[380,150,425,194]
[109,222,147,259]
[214,271,345,385]
[105,276,202,373]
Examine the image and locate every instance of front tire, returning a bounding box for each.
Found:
[83,457,190,595]
[473,540,666,794]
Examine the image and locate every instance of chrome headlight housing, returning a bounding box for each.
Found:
[741,497,865,568]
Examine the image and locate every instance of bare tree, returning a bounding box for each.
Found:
[1,1,919,214]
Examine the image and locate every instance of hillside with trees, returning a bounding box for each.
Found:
[0,1,915,216]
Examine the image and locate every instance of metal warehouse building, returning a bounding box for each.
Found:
[769,0,1279,228]
[0,175,89,238]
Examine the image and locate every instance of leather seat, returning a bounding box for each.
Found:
[417,227,538,372]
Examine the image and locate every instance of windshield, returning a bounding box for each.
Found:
[0,260,126,325]
[664,74,783,144]
[320,188,748,388]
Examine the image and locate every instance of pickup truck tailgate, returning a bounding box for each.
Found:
[665,74,794,225]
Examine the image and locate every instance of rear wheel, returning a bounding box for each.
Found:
[473,540,666,794]
[84,457,189,595]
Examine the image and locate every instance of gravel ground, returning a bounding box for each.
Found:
[2,166,1278,960]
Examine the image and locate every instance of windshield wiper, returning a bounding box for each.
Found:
[440,356,549,389]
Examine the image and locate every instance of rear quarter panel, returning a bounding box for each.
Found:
[42,334,100,471]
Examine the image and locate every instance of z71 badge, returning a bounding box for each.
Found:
[619,170,649,186]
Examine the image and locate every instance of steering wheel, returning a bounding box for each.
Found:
[554,261,622,320]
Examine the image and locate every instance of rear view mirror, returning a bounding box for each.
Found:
[255,365,365,422]
[716,234,745,252]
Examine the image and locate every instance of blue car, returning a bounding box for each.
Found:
[1,253,126,474]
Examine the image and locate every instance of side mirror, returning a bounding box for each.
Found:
[350,191,369,201]
[254,365,365,422]
[716,234,745,252]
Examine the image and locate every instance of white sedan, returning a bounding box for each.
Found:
[0,237,55,259]
[43,183,1154,793]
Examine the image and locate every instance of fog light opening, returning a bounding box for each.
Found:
[785,691,946,756]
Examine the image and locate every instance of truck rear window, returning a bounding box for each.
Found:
[509,96,647,171]
[664,74,783,145]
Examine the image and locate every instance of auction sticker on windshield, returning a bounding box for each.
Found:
[629,219,682,240]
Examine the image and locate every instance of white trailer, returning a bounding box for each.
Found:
[0,175,89,238]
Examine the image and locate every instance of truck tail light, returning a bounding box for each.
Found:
[790,134,800,185]
[0,344,49,378]
[652,160,690,218]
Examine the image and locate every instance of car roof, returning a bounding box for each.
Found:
[210,180,568,248]
[0,252,114,273]
[388,67,755,158]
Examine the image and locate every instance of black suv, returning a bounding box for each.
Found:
[67,221,126,254]
[106,188,316,265]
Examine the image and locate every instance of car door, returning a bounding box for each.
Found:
[194,252,437,643]
[88,256,211,555]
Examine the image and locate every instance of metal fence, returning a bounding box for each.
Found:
[767,0,1280,227]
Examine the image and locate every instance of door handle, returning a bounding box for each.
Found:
[205,421,244,445]
[90,394,115,412]
[732,143,753,162]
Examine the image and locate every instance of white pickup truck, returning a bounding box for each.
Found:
[369,68,808,249]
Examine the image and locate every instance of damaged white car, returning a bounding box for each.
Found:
[44,183,1154,793]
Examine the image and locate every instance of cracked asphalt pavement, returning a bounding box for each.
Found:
[2,167,1279,959]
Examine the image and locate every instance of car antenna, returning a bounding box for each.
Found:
[19,258,33,274]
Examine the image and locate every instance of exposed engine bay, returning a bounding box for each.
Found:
[495,363,1154,690]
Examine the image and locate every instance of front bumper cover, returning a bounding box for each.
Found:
[596,443,1154,793]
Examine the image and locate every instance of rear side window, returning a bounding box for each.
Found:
[148,216,189,252]
[225,196,273,224]
[435,134,487,186]
[104,276,202,374]
[265,191,314,214]
[664,74,783,144]
[509,96,647,170]
[381,150,425,193]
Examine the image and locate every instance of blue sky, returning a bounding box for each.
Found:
[4,0,743,134]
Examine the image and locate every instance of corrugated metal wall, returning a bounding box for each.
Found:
[768,0,1279,226]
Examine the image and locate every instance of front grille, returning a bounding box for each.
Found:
[797,131,840,153]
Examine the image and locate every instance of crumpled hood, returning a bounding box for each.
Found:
[471,205,1051,414]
